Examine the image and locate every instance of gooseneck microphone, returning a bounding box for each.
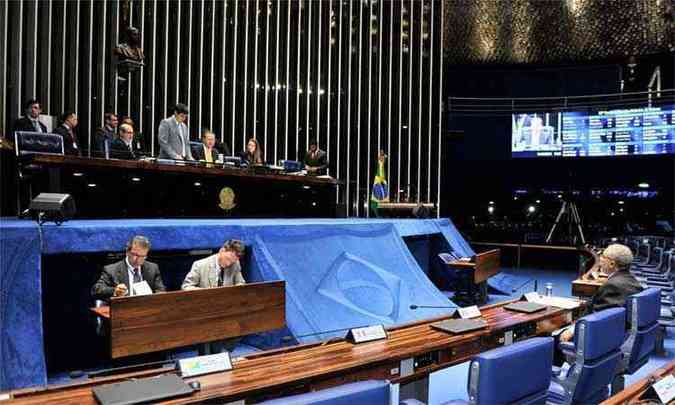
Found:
[410,304,458,310]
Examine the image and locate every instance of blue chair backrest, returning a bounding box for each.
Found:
[468,337,553,405]
[259,380,390,405]
[623,288,660,373]
[14,131,64,155]
[567,307,626,404]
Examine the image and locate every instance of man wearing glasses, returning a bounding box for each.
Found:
[91,236,166,300]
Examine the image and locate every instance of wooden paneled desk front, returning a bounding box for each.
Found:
[8,299,583,404]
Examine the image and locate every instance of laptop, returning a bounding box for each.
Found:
[431,318,488,334]
[92,374,194,405]
[504,301,548,314]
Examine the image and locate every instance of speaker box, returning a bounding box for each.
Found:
[29,193,76,224]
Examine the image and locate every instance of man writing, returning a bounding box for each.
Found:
[182,240,246,354]
[91,236,166,300]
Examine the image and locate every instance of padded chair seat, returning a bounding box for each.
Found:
[547,381,608,404]
[261,380,390,405]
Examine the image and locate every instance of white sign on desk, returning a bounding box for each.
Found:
[457,306,481,319]
[348,325,387,344]
[653,374,675,404]
[178,352,233,378]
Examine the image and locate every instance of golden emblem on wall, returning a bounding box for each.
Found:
[218,187,236,211]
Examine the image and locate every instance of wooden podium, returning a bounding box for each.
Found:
[445,249,501,305]
[92,281,285,358]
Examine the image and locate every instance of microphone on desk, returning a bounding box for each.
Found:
[410,304,458,310]
[512,279,538,294]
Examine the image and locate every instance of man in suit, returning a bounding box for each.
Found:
[12,99,48,134]
[559,243,642,343]
[158,103,193,160]
[93,112,118,158]
[91,236,166,301]
[53,112,81,156]
[182,239,246,354]
[110,123,137,160]
[193,129,229,163]
[182,239,245,290]
[302,139,328,175]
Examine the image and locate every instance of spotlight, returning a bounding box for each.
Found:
[28,193,76,225]
[638,182,649,189]
[194,182,202,187]
[488,201,494,205]
[487,206,495,214]
[535,200,541,204]
[527,205,536,213]
[618,200,625,205]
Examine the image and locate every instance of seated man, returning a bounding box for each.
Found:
[110,123,138,160]
[182,239,246,354]
[302,139,327,176]
[193,129,228,163]
[558,243,642,343]
[91,235,166,300]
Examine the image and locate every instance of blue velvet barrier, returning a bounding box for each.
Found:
[0,217,467,391]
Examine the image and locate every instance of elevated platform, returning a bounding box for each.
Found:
[0,217,473,391]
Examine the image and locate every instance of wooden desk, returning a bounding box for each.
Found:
[6,299,583,404]
[572,278,604,299]
[91,282,285,358]
[602,359,675,404]
[20,155,338,218]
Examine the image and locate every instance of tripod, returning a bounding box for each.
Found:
[546,199,586,245]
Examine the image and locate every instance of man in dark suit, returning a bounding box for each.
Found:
[91,236,166,301]
[302,139,327,175]
[93,112,118,158]
[560,243,642,342]
[12,99,48,134]
[53,112,81,156]
[193,129,229,162]
[110,123,137,160]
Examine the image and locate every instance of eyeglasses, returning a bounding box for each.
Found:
[129,252,148,259]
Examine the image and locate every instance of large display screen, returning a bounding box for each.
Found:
[511,105,675,158]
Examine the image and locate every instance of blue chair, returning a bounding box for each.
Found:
[611,288,660,393]
[401,337,554,405]
[260,379,390,405]
[548,307,626,405]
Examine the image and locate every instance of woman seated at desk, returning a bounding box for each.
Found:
[240,138,264,166]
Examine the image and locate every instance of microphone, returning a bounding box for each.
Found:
[512,278,538,294]
[410,304,458,310]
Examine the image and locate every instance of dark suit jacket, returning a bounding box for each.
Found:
[110,138,136,160]
[93,127,116,157]
[302,149,328,175]
[12,116,48,134]
[193,145,222,162]
[91,260,166,301]
[588,269,643,314]
[53,125,81,156]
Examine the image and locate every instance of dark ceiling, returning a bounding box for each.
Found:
[443,0,674,65]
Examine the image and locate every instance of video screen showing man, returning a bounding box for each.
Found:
[512,113,560,153]
[91,236,166,301]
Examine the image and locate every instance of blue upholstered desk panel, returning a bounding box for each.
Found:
[0,218,465,391]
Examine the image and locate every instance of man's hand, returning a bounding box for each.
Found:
[114,284,128,297]
[560,328,574,342]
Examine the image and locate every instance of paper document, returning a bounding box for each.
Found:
[526,293,581,310]
[132,281,153,296]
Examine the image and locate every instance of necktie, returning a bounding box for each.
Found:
[133,268,142,284]
[217,267,225,287]
[33,120,42,133]
[104,139,110,159]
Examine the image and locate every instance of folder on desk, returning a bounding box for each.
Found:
[431,318,488,334]
[92,374,193,405]
[504,301,547,314]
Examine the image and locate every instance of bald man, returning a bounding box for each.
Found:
[110,123,137,160]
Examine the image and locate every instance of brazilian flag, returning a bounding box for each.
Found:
[370,156,389,215]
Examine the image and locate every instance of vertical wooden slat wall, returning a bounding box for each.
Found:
[2,0,444,218]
